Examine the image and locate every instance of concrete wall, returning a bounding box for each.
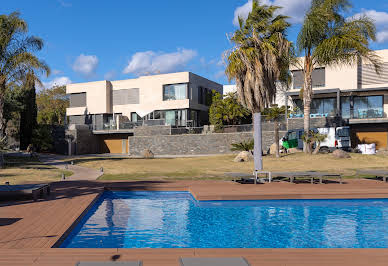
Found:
[66,80,112,116]
[128,131,286,156]
[133,125,172,136]
[66,125,99,155]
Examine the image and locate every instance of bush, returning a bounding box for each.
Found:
[230,139,254,154]
[32,124,53,152]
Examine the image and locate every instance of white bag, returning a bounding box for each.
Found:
[357,144,376,155]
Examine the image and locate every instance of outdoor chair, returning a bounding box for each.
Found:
[180,257,250,266]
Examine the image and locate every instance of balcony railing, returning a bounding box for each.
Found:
[353,108,384,119]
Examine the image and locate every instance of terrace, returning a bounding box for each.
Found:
[2,179,388,265]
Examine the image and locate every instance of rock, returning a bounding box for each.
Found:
[269,143,277,155]
[142,149,154,159]
[233,151,253,162]
[332,149,351,159]
[288,148,302,154]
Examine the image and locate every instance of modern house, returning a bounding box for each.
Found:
[66,72,223,154]
[288,49,388,149]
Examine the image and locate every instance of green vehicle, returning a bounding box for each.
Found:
[281,130,300,150]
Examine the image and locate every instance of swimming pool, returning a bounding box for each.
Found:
[60,191,388,248]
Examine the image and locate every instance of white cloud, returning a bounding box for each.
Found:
[72,54,99,77]
[377,31,388,43]
[353,9,388,43]
[233,0,311,26]
[123,48,197,76]
[42,76,72,89]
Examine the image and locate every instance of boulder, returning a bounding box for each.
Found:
[288,148,302,154]
[234,151,253,162]
[142,149,154,159]
[268,143,277,155]
[332,149,351,159]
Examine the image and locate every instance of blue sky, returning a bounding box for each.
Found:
[2,0,388,88]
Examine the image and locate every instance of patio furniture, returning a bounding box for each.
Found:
[271,171,342,184]
[0,183,50,201]
[180,257,250,266]
[76,262,142,266]
[357,170,388,182]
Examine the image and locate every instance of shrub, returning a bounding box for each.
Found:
[230,139,254,154]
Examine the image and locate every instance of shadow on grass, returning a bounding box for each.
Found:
[0,180,172,208]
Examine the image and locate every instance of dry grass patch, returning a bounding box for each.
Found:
[1,156,72,185]
[72,153,388,180]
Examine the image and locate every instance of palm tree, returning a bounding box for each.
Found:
[0,12,49,167]
[226,0,292,176]
[0,12,50,138]
[263,105,287,158]
[296,0,381,153]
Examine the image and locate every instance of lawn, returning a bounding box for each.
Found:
[1,155,72,185]
[71,153,388,181]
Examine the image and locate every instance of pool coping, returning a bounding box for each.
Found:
[3,179,388,265]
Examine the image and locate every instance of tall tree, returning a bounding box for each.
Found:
[296,0,381,153]
[36,85,68,126]
[19,73,37,149]
[209,91,251,130]
[226,0,292,178]
[263,105,287,158]
[0,12,50,138]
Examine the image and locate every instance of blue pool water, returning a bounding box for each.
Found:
[61,191,388,248]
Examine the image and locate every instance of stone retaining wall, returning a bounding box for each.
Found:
[128,131,287,156]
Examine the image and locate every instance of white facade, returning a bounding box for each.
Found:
[66,72,223,127]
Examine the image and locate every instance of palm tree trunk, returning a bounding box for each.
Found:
[253,112,263,172]
[275,121,280,158]
[313,141,321,155]
[303,55,313,154]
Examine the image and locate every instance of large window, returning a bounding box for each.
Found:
[310,98,336,116]
[341,97,351,119]
[131,112,142,122]
[293,98,336,117]
[292,68,325,89]
[165,110,187,126]
[353,95,383,119]
[69,93,86,107]
[163,83,188,101]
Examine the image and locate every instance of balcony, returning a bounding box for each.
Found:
[353,108,384,119]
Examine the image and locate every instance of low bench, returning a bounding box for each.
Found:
[271,172,342,184]
[357,170,388,182]
[0,184,51,201]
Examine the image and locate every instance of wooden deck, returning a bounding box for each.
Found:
[1,179,388,265]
